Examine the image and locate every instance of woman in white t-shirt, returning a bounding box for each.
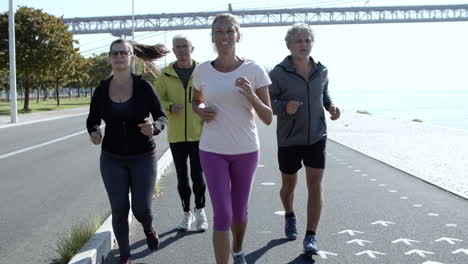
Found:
[192,13,273,264]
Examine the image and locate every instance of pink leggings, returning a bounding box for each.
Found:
[199,150,259,231]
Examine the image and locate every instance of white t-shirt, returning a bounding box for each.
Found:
[193,59,271,155]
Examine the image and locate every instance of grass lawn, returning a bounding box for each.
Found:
[0,97,90,115]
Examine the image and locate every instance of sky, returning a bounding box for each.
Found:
[1,0,468,92]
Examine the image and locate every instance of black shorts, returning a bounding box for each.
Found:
[278,138,327,174]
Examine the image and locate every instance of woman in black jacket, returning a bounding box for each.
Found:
[86,39,168,264]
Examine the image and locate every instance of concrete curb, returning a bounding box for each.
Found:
[68,148,173,264]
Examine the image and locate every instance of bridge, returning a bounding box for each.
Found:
[64,4,468,36]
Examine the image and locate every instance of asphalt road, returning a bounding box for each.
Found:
[104,121,468,264]
[0,115,169,264]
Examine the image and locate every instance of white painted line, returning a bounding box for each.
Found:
[404,249,434,257]
[338,230,364,236]
[261,182,276,186]
[354,169,361,172]
[274,211,285,216]
[451,248,468,255]
[371,220,395,227]
[428,213,439,216]
[400,196,409,200]
[317,250,338,259]
[369,179,377,181]
[378,184,387,187]
[347,165,353,168]
[392,238,420,246]
[0,113,87,129]
[446,224,457,227]
[388,190,398,193]
[355,250,385,259]
[0,130,88,160]
[413,204,423,207]
[257,164,265,168]
[361,173,368,177]
[435,237,463,245]
[346,239,372,246]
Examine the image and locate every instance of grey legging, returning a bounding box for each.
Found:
[100,151,157,256]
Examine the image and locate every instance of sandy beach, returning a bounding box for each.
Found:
[328,111,468,200]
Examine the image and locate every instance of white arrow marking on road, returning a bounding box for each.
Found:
[346,239,372,246]
[355,250,386,259]
[392,238,420,246]
[338,230,364,236]
[317,250,338,259]
[422,261,448,264]
[371,220,395,227]
[435,237,463,245]
[404,249,435,257]
[451,248,468,255]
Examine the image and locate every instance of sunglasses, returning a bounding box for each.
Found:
[109,50,132,57]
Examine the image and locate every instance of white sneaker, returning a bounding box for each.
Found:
[178,211,194,231]
[193,208,208,232]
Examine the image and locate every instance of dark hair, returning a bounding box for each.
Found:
[109,39,170,77]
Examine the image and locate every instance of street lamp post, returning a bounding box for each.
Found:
[9,0,18,123]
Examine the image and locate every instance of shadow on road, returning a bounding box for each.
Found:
[105,227,203,263]
[245,238,290,263]
[287,253,316,264]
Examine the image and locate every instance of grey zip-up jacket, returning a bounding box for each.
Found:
[269,56,332,147]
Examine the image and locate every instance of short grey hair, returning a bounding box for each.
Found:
[172,34,193,47]
[285,23,315,44]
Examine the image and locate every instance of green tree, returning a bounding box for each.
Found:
[67,56,94,98]
[0,69,8,100]
[88,52,111,94]
[0,7,78,110]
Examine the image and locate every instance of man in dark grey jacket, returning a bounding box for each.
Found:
[269,23,341,255]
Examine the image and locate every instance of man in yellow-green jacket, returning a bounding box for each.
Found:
[154,35,207,232]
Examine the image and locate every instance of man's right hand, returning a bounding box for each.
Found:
[90,125,102,145]
[170,104,184,114]
[286,101,303,115]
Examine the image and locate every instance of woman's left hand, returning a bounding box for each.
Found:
[236,77,257,104]
[138,118,154,136]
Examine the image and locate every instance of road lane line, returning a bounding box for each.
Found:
[0,130,88,160]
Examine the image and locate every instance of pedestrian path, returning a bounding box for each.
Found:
[103,128,468,263]
[0,107,88,128]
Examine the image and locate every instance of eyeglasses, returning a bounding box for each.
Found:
[109,50,132,57]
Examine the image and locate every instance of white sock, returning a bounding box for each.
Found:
[232,250,244,256]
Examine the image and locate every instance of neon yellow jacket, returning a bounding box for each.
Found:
[154,61,202,143]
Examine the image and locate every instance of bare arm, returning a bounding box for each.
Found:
[236,77,272,125]
[252,86,273,125]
